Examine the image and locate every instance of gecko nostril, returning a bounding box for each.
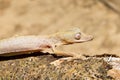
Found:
[89,35,94,40]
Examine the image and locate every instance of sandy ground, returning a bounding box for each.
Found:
[0,0,120,57]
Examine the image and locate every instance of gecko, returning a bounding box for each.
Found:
[0,28,93,65]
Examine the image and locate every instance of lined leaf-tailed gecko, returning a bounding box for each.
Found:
[0,28,93,65]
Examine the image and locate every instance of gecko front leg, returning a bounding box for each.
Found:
[50,45,86,66]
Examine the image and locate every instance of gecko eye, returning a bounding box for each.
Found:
[75,33,81,40]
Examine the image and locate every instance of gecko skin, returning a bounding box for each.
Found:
[0,28,93,58]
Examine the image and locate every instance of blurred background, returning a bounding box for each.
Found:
[0,0,120,56]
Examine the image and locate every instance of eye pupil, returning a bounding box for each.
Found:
[75,33,81,40]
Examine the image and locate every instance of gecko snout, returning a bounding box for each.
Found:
[75,34,94,43]
[87,35,94,41]
[84,35,94,42]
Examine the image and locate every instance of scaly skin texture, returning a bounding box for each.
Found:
[0,28,93,58]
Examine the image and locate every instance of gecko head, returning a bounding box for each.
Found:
[57,27,94,44]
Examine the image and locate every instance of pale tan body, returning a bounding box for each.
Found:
[0,28,93,65]
[0,35,78,57]
[0,36,54,56]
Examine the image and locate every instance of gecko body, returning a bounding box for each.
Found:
[0,36,52,56]
[0,28,93,58]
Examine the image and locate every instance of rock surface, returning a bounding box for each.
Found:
[0,54,113,80]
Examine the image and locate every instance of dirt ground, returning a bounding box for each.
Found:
[0,0,120,79]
